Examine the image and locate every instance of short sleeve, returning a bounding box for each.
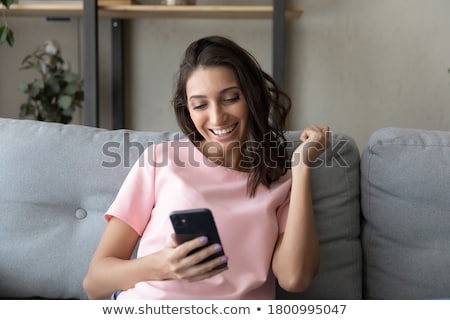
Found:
[105,146,156,236]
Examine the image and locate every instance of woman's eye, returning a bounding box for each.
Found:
[192,104,207,110]
[224,95,240,103]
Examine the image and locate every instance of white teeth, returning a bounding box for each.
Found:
[212,125,235,136]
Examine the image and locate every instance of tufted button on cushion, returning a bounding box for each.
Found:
[75,208,88,220]
[0,118,182,299]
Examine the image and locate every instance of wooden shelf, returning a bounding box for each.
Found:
[102,5,303,19]
[8,4,83,17]
[8,4,303,19]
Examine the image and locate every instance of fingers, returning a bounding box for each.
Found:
[167,236,228,281]
[294,124,331,167]
[300,124,329,142]
[171,235,209,259]
[299,124,329,148]
[180,255,229,282]
[186,262,229,282]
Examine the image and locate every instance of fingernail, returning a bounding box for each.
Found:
[199,236,208,244]
[214,244,222,252]
[221,256,228,263]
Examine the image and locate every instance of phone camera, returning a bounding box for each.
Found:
[172,214,188,228]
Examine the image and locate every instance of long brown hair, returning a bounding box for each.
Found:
[173,35,292,197]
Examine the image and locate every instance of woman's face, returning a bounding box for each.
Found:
[186,66,249,163]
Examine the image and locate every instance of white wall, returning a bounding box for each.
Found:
[1,0,449,152]
[288,0,450,151]
[125,16,272,134]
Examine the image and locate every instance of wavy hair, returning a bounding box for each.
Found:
[173,35,292,197]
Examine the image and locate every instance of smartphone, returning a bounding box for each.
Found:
[169,208,227,269]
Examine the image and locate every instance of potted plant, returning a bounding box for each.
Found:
[0,0,14,46]
[18,40,83,124]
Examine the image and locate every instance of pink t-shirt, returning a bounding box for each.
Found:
[106,139,292,299]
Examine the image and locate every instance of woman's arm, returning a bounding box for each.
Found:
[83,217,228,299]
[272,125,329,292]
[83,217,158,299]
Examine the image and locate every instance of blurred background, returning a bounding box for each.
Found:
[1,0,449,151]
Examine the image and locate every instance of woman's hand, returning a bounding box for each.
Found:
[83,218,228,299]
[158,235,228,282]
[293,125,330,167]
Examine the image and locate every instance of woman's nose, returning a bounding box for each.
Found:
[209,104,225,125]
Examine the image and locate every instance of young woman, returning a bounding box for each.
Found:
[83,35,329,300]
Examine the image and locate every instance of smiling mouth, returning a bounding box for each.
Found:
[210,123,238,136]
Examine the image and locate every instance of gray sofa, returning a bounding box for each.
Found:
[0,117,449,300]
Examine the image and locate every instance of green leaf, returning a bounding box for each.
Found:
[0,26,7,44]
[19,103,36,119]
[18,82,29,93]
[64,72,79,83]
[29,80,43,98]
[64,83,79,95]
[0,26,14,47]
[20,60,38,71]
[20,54,33,65]
[58,95,72,109]
[2,0,14,9]
[34,79,44,89]
[47,77,61,94]
[62,105,75,116]
[6,28,14,47]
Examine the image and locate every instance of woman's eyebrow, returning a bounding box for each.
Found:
[220,86,240,94]
[188,95,206,101]
[188,86,241,101]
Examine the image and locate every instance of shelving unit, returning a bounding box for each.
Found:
[9,2,303,128]
[102,5,302,19]
[9,4,302,19]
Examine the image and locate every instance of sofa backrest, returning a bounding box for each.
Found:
[361,127,450,299]
[0,118,180,299]
[0,118,362,299]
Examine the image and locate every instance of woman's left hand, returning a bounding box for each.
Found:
[292,125,330,167]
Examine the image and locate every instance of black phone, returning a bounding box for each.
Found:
[169,208,227,269]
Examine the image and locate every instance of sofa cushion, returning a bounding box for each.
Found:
[277,131,362,299]
[361,127,450,299]
[0,118,180,299]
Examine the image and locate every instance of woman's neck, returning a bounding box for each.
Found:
[197,140,248,172]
